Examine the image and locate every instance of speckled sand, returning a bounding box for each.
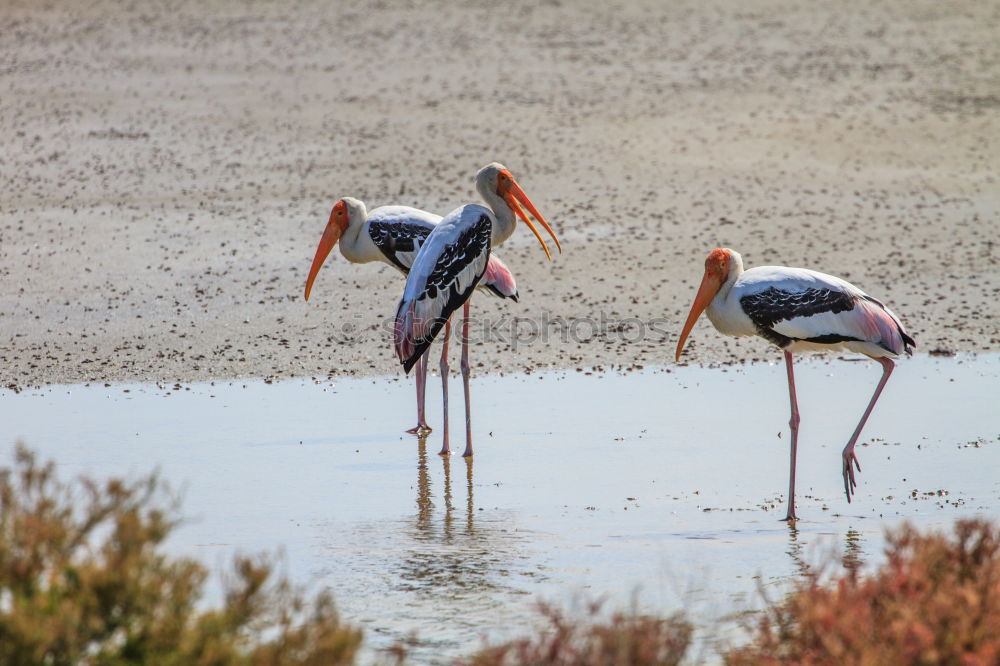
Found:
[2,0,998,389]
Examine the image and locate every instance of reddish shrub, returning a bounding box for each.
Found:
[458,600,692,666]
[725,519,1000,666]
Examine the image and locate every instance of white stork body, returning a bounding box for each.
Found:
[676,248,915,521]
[304,197,517,435]
[394,163,561,457]
[395,204,494,367]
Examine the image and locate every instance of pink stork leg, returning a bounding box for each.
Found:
[842,357,894,502]
[406,352,431,434]
[460,302,474,458]
[438,319,452,456]
[783,350,801,522]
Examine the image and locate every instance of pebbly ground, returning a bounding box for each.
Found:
[2,0,998,390]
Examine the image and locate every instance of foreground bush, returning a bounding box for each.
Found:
[6,442,1000,666]
[725,519,1000,666]
[458,601,692,666]
[0,444,361,666]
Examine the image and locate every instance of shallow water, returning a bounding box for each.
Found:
[2,354,998,663]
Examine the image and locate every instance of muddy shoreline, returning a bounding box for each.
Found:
[2,0,997,390]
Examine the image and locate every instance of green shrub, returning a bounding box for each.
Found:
[725,519,1000,666]
[0,444,361,666]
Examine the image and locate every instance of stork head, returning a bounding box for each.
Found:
[475,162,561,260]
[675,248,736,362]
[304,197,365,301]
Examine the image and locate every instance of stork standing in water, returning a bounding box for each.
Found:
[675,248,915,521]
[304,198,518,434]
[394,163,561,457]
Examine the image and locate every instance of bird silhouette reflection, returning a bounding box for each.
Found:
[784,520,810,578]
[842,527,865,575]
[396,437,528,601]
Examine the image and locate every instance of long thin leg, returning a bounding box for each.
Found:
[420,352,429,428]
[438,319,452,456]
[783,350,800,522]
[406,352,431,434]
[843,357,894,502]
[460,302,474,457]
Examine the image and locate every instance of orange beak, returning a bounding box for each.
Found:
[674,269,724,361]
[500,177,561,261]
[304,205,346,301]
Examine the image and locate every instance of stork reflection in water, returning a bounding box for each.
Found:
[400,438,528,611]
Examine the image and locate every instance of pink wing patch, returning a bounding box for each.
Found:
[393,300,431,364]
[483,254,517,298]
[851,298,908,355]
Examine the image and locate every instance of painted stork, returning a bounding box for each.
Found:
[674,248,915,521]
[304,197,518,434]
[393,163,561,457]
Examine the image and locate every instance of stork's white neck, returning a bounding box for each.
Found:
[717,251,745,302]
[705,250,754,337]
[338,198,381,264]
[476,177,516,247]
[339,223,367,264]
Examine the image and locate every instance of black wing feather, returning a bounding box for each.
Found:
[368,220,431,272]
[740,287,858,348]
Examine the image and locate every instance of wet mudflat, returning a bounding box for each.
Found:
[2,354,997,663]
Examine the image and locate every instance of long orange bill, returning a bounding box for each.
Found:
[303,211,344,301]
[674,270,724,361]
[504,180,561,260]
